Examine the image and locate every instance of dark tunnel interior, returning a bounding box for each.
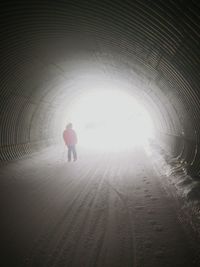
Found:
[0,0,200,175]
[1,1,200,266]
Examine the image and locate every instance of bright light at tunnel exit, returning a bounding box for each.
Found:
[67,89,155,152]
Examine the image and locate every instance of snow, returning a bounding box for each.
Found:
[149,141,200,241]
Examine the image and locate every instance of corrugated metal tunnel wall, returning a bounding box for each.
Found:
[0,1,199,175]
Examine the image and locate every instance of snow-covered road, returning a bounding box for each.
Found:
[1,147,199,266]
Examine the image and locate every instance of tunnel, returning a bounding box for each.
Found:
[1,0,200,172]
[1,1,200,267]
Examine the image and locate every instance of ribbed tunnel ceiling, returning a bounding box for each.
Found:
[0,1,200,174]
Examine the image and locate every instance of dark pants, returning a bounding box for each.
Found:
[67,145,77,161]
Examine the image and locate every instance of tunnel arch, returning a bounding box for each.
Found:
[0,1,200,175]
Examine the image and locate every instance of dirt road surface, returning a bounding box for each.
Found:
[1,147,199,267]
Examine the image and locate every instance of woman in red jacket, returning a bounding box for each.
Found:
[63,123,78,161]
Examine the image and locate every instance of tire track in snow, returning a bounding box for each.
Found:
[104,178,137,267]
[49,164,110,267]
[29,161,110,267]
[28,164,100,267]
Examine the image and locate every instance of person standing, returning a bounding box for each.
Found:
[63,123,78,162]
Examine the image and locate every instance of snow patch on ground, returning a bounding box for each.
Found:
[147,142,200,239]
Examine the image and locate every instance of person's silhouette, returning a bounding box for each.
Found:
[63,123,78,162]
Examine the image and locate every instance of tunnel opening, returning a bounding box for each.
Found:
[60,77,155,153]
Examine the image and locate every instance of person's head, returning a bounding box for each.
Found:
[66,123,72,129]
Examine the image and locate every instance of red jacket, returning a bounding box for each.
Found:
[63,129,77,145]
